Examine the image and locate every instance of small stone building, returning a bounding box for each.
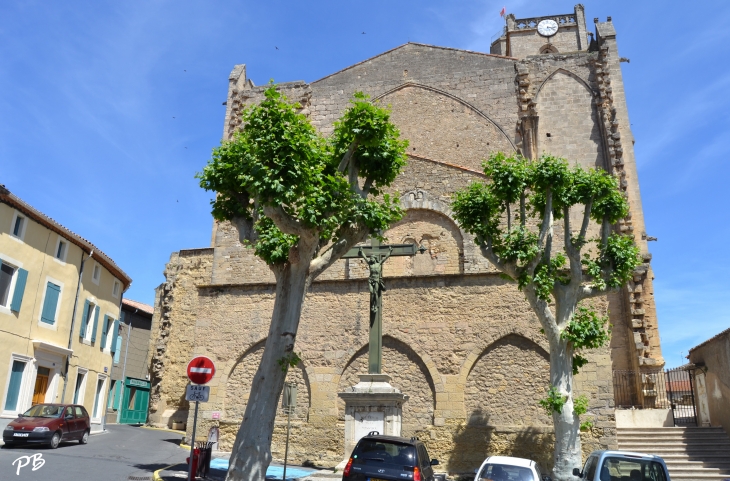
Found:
[148,5,665,473]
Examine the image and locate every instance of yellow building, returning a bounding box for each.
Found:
[0,184,131,434]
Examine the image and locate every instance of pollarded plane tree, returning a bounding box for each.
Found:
[452,153,640,481]
[197,86,408,481]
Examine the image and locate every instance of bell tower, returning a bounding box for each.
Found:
[491,4,589,58]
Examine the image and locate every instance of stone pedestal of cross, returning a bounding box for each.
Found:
[343,239,424,374]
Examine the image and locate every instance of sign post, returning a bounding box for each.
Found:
[282,382,297,481]
[186,356,215,481]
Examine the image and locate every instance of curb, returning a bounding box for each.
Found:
[153,463,178,481]
[140,425,187,435]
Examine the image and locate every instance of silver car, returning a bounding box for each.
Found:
[573,450,671,481]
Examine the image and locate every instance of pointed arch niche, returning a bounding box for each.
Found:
[536,69,605,169]
[376,83,515,172]
[464,334,551,427]
[337,336,436,435]
[224,340,311,422]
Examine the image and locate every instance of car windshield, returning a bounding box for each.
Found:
[479,463,536,481]
[22,405,64,418]
[599,456,667,481]
[352,439,417,467]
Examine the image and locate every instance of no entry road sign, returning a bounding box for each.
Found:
[187,356,216,385]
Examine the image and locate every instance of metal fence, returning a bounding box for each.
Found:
[612,368,697,426]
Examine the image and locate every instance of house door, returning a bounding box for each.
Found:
[32,367,50,405]
[119,378,150,424]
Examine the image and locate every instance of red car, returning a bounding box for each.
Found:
[3,404,91,448]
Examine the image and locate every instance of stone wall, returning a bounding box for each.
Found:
[147,248,214,428]
[149,13,666,474]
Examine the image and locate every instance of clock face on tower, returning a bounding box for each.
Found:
[537,19,559,37]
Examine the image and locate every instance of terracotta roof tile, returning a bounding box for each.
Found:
[122,298,154,315]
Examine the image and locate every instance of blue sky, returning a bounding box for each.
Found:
[1,1,728,369]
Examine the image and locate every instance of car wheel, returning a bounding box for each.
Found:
[79,430,89,444]
[49,432,61,449]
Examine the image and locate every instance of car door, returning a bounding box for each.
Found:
[418,445,434,481]
[61,407,76,440]
[74,406,90,436]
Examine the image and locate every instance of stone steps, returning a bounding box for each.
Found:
[617,427,730,481]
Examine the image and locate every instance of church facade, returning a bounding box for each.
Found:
[147,5,664,473]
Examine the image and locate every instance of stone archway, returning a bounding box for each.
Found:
[464,334,551,427]
[224,340,311,422]
[337,336,436,436]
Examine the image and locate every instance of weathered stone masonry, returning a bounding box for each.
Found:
[149,5,665,474]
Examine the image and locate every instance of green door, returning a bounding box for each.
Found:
[119,378,150,424]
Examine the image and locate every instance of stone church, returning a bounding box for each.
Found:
[147,5,664,473]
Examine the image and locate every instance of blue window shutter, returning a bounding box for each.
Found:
[111,319,120,353]
[101,316,109,349]
[79,300,90,338]
[40,282,61,324]
[113,381,121,410]
[90,305,100,342]
[114,334,122,364]
[3,360,25,411]
[10,268,28,313]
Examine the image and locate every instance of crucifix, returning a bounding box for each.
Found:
[343,239,425,374]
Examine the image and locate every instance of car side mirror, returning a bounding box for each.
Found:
[430,459,439,466]
[572,468,582,478]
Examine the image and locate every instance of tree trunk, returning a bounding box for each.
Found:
[548,335,581,481]
[226,259,311,481]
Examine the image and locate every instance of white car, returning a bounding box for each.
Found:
[475,456,551,481]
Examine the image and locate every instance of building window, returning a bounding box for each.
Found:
[0,263,14,308]
[80,300,99,342]
[112,280,120,298]
[3,360,26,412]
[10,211,27,241]
[101,315,115,350]
[73,368,87,404]
[40,281,62,325]
[0,256,28,314]
[55,237,68,262]
[92,375,106,421]
[92,264,101,285]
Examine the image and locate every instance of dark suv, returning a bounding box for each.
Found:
[342,433,440,481]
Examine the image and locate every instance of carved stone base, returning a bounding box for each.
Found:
[336,374,409,468]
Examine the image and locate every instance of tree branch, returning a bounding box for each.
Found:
[520,191,526,228]
[564,206,583,290]
[578,197,594,244]
[263,204,317,243]
[476,234,518,279]
[337,139,359,173]
[523,285,559,340]
[506,203,511,232]
[309,224,370,280]
[526,187,553,276]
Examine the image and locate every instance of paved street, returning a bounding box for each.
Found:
[0,425,186,481]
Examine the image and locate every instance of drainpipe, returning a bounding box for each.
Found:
[116,309,135,424]
[61,250,92,404]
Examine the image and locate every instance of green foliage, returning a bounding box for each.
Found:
[573,394,589,416]
[452,153,636,302]
[572,354,589,375]
[197,85,407,265]
[562,307,611,350]
[563,306,611,374]
[539,386,568,416]
[580,420,594,431]
[277,352,302,373]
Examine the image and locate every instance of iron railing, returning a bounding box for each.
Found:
[612,368,697,426]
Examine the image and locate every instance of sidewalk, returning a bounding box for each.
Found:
[155,433,338,481]
[154,454,336,481]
